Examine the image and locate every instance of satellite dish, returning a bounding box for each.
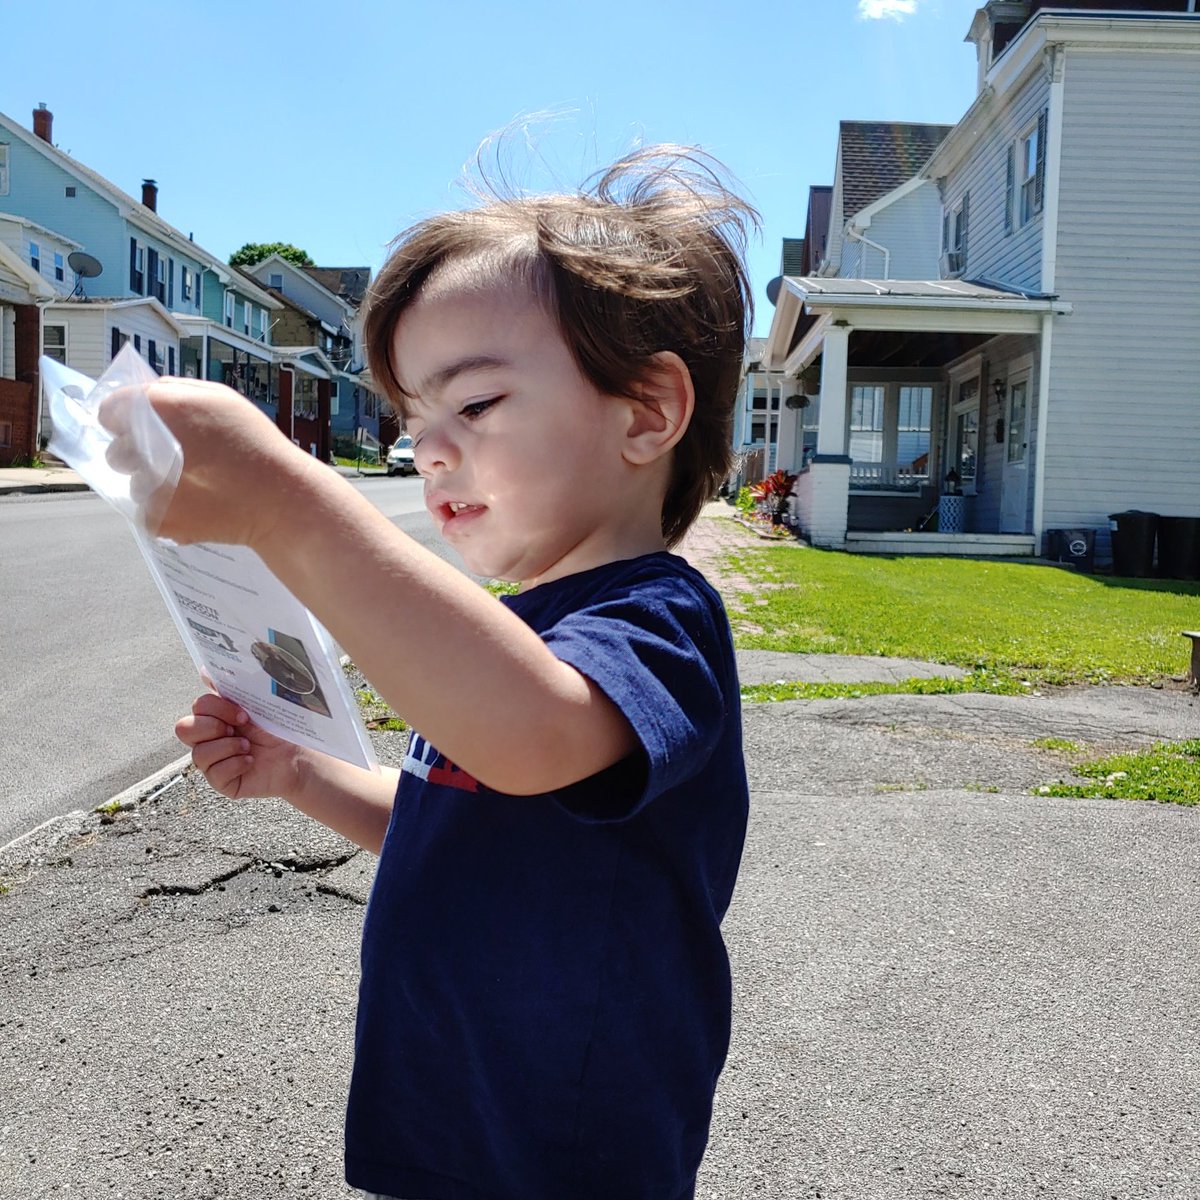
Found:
[67,251,103,298]
[765,275,782,307]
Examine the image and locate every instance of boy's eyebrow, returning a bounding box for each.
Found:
[412,354,512,399]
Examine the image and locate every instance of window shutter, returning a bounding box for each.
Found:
[134,334,141,353]
[1004,144,1014,235]
[168,345,175,375]
[1035,109,1047,211]
[960,191,970,269]
[168,259,174,308]
[112,326,121,358]
[129,238,138,292]
[148,339,158,372]
[941,210,949,253]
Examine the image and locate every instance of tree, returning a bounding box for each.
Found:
[229,242,314,269]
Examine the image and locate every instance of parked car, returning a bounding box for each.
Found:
[386,435,417,476]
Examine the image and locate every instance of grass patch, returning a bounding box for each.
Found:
[741,670,1025,703]
[723,544,1199,686]
[333,455,382,469]
[1033,736,1083,753]
[1037,740,1200,806]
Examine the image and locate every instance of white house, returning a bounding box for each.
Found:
[762,1,1200,565]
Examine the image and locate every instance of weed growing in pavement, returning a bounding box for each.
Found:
[1032,736,1083,753]
[1036,739,1200,806]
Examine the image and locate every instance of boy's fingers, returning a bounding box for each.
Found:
[191,694,251,726]
[96,387,136,436]
[190,736,253,776]
[175,713,238,747]
[202,755,254,797]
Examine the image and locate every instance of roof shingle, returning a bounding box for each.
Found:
[839,121,953,218]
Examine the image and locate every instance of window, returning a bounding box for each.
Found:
[111,326,131,358]
[151,250,166,303]
[1007,380,1029,463]
[65,186,76,198]
[130,238,144,293]
[269,272,283,289]
[224,291,234,328]
[0,144,8,196]
[293,374,319,420]
[242,300,251,336]
[897,385,933,472]
[54,251,64,282]
[42,324,67,364]
[849,385,885,463]
[181,265,192,302]
[941,193,969,276]
[29,241,40,273]
[1010,111,1047,230]
[365,390,379,419]
[0,420,11,448]
[952,377,980,494]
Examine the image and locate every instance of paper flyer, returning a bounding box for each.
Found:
[40,348,377,772]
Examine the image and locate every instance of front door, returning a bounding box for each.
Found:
[999,376,1030,532]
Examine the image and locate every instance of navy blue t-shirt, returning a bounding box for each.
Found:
[345,551,749,1200]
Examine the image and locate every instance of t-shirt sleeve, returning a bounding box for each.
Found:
[539,576,730,823]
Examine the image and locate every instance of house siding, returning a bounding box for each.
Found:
[841,182,944,279]
[0,119,208,312]
[1043,48,1200,546]
[939,70,1049,291]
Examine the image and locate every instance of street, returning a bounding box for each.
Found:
[0,474,452,849]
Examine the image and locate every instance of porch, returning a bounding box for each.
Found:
[763,277,1071,552]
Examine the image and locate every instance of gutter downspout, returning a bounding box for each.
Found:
[1034,43,1067,550]
[846,225,891,279]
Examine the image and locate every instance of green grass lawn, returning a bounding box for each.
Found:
[723,540,1200,686]
[1037,740,1200,806]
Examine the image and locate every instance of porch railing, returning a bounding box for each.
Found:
[849,461,929,491]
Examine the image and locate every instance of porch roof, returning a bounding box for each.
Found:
[762,275,1072,373]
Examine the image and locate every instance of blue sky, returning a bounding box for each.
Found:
[1,0,981,333]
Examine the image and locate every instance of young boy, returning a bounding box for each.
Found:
[108,145,754,1199]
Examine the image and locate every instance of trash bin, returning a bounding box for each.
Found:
[1156,516,1200,580]
[1108,510,1158,578]
[1047,528,1096,573]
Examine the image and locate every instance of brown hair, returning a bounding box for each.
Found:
[364,145,758,547]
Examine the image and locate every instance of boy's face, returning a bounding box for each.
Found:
[392,273,663,586]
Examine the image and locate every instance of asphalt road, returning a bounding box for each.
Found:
[0,474,453,849]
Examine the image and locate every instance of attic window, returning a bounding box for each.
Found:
[269,272,283,289]
[65,186,76,198]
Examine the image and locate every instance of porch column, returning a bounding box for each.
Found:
[815,324,850,457]
[802,323,850,549]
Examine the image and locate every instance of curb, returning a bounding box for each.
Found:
[0,751,191,860]
[0,482,91,496]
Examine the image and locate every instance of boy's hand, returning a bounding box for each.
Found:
[175,693,302,801]
[100,377,317,547]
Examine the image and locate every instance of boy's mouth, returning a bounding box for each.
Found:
[435,499,486,526]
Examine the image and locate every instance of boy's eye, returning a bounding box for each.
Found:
[460,397,499,420]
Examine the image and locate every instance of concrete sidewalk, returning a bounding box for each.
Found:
[0,464,88,494]
[3,511,1199,1197]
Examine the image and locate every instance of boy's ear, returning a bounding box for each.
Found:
[622,351,695,466]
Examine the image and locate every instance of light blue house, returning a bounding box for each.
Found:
[0,102,281,438]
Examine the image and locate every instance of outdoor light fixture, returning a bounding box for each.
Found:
[992,377,1007,442]
[992,377,1006,404]
[944,468,961,495]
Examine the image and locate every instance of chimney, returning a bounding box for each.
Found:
[142,179,158,212]
[32,103,52,144]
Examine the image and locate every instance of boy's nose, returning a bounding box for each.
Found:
[413,425,460,475]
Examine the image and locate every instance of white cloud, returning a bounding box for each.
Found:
[858,0,918,19]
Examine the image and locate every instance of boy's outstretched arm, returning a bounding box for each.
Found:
[177,692,399,854]
[107,382,636,797]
